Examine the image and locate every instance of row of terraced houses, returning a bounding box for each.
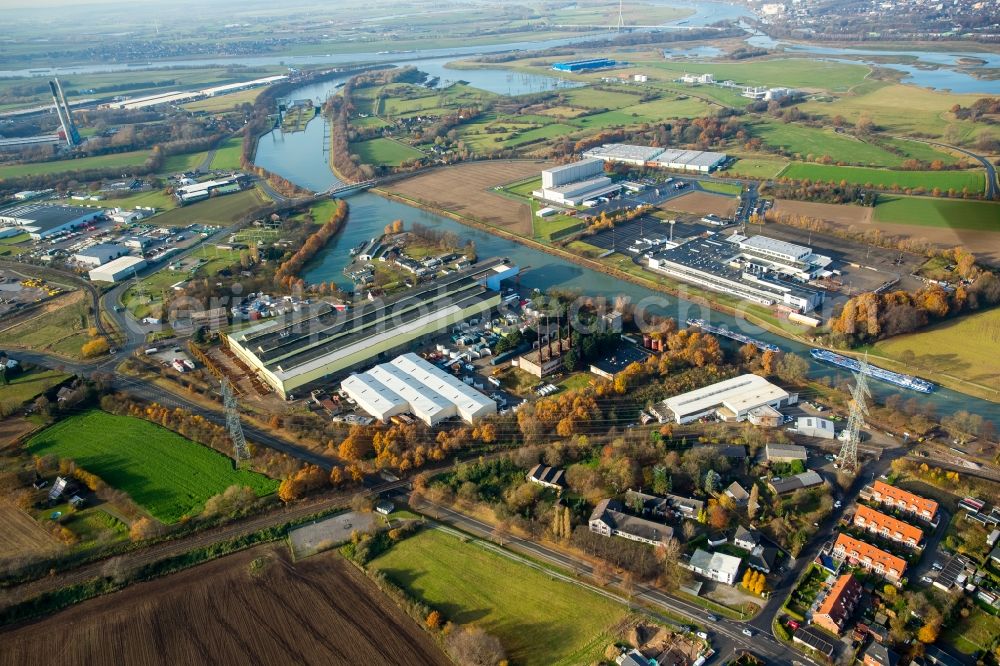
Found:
[830,481,939,585]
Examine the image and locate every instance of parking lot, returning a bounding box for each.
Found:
[585,215,705,252]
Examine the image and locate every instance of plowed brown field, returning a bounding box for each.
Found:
[0,503,59,561]
[664,191,738,217]
[0,545,448,666]
[384,160,552,236]
[773,199,874,225]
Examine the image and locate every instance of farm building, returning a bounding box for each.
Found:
[88,255,146,283]
[228,259,516,399]
[341,353,496,426]
[0,203,104,240]
[527,464,565,489]
[765,443,808,462]
[653,373,793,424]
[72,243,128,267]
[767,470,823,494]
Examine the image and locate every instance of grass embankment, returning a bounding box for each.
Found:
[371,528,627,666]
[873,195,1000,231]
[145,187,270,227]
[348,138,425,166]
[870,306,1000,402]
[1,293,95,359]
[209,137,243,171]
[0,150,153,179]
[25,410,279,523]
[0,369,72,406]
[779,163,984,193]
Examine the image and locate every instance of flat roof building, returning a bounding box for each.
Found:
[797,416,835,439]
[589,343,650,380]
[227,259,515,399]
[647,234,826,313]
[552,58,617,72]
[341,353,496,426]
[541,159,604,189]
[73,243,128,267]
[88,255,146,283]
[656,373,793,424]
[583,143,666,166]
[175,176,243,203]
[686,548,742,585]
[0,204,104,240]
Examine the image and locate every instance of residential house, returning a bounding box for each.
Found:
[625,489,670,520]
[792,627,836,659]
[666,493,705,520]
[615,649,648,666]
[733,525,762,551]
[686,548,742,585]
[589,499,674,546]
[853,505,924,550]
[748,544,778,573]
[832,533,907,584]
[812,574,862,635]
[527,464,564,490]
[863,642,899,666]
[725,481,750,507]
[748,404,782,427]
[867,481,939,524]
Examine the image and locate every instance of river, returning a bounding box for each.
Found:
[252,79,1000,422]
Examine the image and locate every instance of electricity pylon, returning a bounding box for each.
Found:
[222,378,250,467]
[838,355,871,473]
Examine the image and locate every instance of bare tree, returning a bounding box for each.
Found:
[446,626,507,666]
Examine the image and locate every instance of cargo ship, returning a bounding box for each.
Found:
[685,318,781,352]
[809,349,934,393]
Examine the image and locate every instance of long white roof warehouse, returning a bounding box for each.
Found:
[342,353,496,425]
[659,373,794,424]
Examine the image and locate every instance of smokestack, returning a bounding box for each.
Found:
[54,78,80,146]
[557,313,563,354]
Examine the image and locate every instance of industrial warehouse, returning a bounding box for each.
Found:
[0,203,104,240]
[646,233,830,313]
[226,259,519,399]
[341,353,496,425]
[583,143,728,173]
[650,373,795,424]
[532,158,621,206]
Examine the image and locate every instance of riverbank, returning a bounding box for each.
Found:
[371,187,810,344]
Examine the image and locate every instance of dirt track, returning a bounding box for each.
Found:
[384,160,553,236]
[664,191,738,217]
[0,544,448,666]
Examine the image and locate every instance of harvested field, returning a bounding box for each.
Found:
[0,544,448,666]
[383,160,553,236]
[0,418,40,450]
[0,503,60,560]
[776,199,1000,264]
[772,199,874,226]
[664,191,738,217]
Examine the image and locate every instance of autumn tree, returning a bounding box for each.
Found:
[426,610,442,630]
[446,626,507,666]
[748,483,761,521]
[81,337,110,358]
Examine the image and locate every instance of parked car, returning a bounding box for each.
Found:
[696,631,709,640]
[787,620,800,630]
